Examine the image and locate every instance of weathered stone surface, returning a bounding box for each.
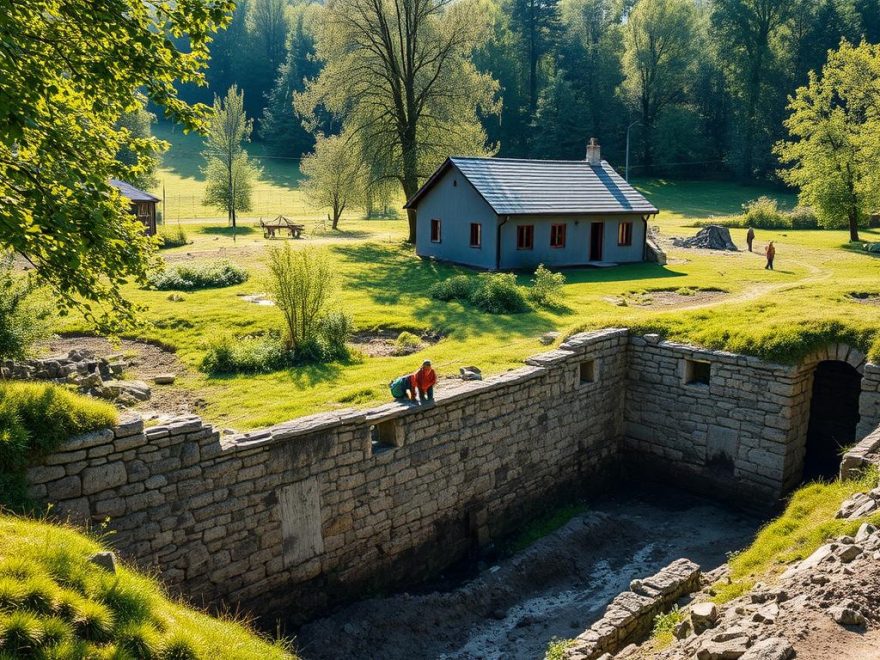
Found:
[154,373,176,385]
[739,638,794,660]
[696,638,750,660]
[89,551,118,573]
[829,601,865,626]
[81,462,127,495]
[837,544,862,563]
[692,601,719,631]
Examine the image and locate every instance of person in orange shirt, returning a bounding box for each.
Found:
[411,360,437,402]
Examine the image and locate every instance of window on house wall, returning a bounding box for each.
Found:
[516,224,534,250]
[685,359,711,386]
[550,224,566,248]
[470,223,482,248]
[430,219,442,243]
[579,359,596,385]
[618,222,633,246]
[370,419,401,454]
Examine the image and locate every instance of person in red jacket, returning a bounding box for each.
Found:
[411,360,437,402]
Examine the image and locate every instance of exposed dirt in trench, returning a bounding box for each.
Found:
[294,487,761,660]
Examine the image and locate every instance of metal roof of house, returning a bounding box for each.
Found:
[110,179,160,203]
[404,157,658,215]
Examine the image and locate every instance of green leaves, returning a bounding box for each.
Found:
[0,0,233,332]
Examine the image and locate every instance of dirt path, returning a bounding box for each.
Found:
[294,487,761,660]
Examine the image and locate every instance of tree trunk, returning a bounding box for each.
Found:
[849,208,860,242]
[529,0,538,119]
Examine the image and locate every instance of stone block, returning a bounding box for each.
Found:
[81,462,127,495]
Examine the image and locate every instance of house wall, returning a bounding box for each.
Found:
[499,215,646,269]
[414,165,498,269]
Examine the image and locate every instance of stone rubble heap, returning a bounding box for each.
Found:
[673,225,739,251]
[638,524,880,659]
[0,348,151,405]
[836,485,880,519]
[564,558,701,660]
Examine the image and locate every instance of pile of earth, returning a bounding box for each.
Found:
[673,225,739,251]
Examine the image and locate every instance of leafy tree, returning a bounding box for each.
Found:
[712,0,790,177]
[0,257,53,360]
[296,0,499,242]
[621,0,699,171]
[509,0,562,119]
[202,86,261,228]
[0,0,232,331]
[301,133,367,230]
[775,41,880,242]
[115,101,165,190]
[267,244,335,349]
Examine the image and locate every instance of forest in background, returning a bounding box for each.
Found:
[166,0,880,180]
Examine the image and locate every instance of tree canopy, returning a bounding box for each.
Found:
[295,0,499,242]
[0,0,232,330]
[775,41,880,241]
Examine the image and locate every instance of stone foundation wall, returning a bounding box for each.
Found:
[858,364,880,440]
[28,328,629,622]
[623,336,814,504]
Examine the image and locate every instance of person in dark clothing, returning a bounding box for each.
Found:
[746,226,755,252]
[765,241,775,270]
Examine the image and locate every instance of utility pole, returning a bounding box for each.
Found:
[626,120,640,182]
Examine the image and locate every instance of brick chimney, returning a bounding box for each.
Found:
[586,138,601,165]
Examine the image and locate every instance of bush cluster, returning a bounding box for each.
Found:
[0,257,54,360]
[157,225,189,249]
[201,312,353,375]
[147,260,248,291]
[0,383,117,508]
[429,266,564,314]
[392,331,422,356]
[697,198,819,230]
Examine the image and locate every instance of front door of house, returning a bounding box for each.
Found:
[590,222,604,261]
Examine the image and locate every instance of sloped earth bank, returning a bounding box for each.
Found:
[294,487,761,660]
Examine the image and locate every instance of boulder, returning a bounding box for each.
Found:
[829,600,865,626]
[539,332,560,346]
[460,366,482,381]
[153,373,176,385]
[100,380,151,402]
[740,637,794,660]
[855,522,877,544]
[88,551,118,574]
[752,602,779,624]
[692,601,719,632]
[696,637,750,660]
[837,544,862,563]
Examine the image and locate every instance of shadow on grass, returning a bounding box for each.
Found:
[198,225,258,236]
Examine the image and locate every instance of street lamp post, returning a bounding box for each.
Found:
[625,120,640,182]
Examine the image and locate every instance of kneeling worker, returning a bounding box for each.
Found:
[412,360,437,402]
[389,374,416,401]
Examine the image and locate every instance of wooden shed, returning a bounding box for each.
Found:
[110,179,160,236]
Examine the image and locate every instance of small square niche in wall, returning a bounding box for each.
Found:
[370,419,400,455]
[685,359,711,386]
[579,359,596,385]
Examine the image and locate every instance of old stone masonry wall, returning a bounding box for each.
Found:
[25,329,880,621]
[27,329,629,622]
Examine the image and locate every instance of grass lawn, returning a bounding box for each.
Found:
[60,125,880,429]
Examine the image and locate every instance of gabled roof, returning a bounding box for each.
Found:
[404,157,658,216]
[110,179,160,203]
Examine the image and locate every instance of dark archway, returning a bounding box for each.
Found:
[803,361,862,481]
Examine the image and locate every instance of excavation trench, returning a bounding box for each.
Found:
[295,485,762,660]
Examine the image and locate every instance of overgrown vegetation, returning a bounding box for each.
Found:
[430,266,564,314]
[157,225,189,249]
[0,514,292,658]
[696,197,818,230]
[711,468,880,605]
[651,605,685,649]
[0,383,117,509]
[501,502,586,556]
[393,331,422,356]
[0,258,54,360]
[545,637,575,660]
[148,260,248,291]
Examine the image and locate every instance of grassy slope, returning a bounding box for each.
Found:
[56,127,880,428]
[0,514,291,658]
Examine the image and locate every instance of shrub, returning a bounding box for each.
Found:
[393,331,422,356]
[788,205,819,229]
[157,225,189,249]
[651,605,685,647]
[428,275,476,302]
[528,264,566,307]
[0,257,54,360]
[200,334,288,375]
[0,382,117,509]
[147,260,248,291]
[267,244,334,349]
[319,311,353,360]
[471,273,530,314]
[742,196,790,229]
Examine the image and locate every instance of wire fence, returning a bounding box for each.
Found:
[158,188,315,224]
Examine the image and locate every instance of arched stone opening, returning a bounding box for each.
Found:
[803,360,863,481]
